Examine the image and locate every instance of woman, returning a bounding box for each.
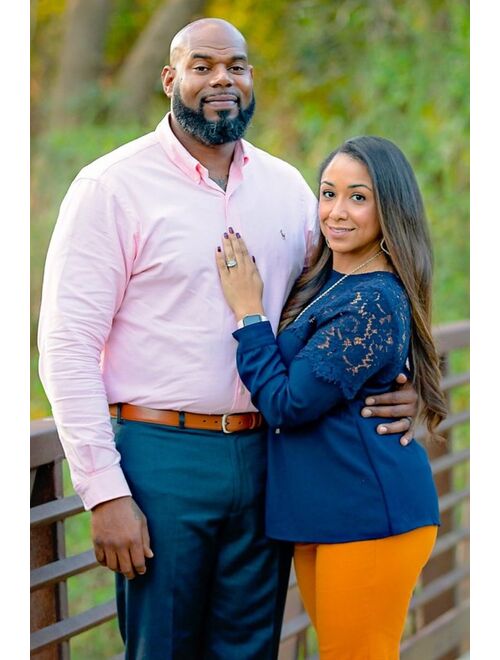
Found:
[215,136,446,658]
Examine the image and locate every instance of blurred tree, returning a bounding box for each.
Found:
[31,0,469,421]
[111,0,206,121]
[50,0,113,127]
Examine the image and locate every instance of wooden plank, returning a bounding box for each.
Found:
[31,550,98,592]
[31,419,64,469]
[410,566,469,610]
[421,370,457,660]
[30,599,117,652]
[31,495,85,528]
[31,469,37,496]
[54,460,71,660]
[280,612,311,642]
[440,372,469,391]
[439,489,470,514]
[400,600,469,659]
[433,321,470,353]
[431,449,470,475]
[414,410,470,441]
[432,528,469,557]
[30,463,60,660]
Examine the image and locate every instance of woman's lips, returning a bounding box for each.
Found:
[327,227,355,236]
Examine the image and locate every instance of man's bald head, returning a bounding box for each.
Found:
[170,18,247,66]
[161,18,254,146]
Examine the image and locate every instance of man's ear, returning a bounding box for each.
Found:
[161,65,176,98]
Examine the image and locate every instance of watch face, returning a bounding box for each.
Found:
[243,314,263,326]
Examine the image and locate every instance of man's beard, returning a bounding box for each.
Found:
[172,85,256,146]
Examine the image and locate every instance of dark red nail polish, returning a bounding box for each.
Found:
[236,232,241,238]
[252,256,256,263]
[224,232,229,239]
[228,227,234,234]
[217,246,221,252]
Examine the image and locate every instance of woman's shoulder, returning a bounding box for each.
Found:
[319,271,410,321]
[295,271,410,396]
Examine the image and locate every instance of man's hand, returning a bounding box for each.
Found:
[91,496,154,580]
[361,373,418,446]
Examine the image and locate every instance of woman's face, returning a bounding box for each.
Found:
[319,153,382,267]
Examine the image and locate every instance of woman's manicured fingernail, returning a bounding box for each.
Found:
[217,246,221,252]
[236,232,241,238]
[228,227,234,234]
[252,256,256,263]
[224,232,229,239]
[365,397,375,405]
[361,408,372,417]
[378,425,387,434]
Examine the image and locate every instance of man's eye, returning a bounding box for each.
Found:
[230,66,245,72]
[194,66,209,72]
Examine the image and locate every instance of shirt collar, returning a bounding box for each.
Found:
[155,113,250,184]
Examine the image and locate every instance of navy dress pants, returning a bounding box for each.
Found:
[113,419,293,660]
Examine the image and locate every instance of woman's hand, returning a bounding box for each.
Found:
[216,229,265,320]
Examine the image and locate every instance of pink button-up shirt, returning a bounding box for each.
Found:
[38,114,318,510]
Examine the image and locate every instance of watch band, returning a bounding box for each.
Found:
[237,314,268,330]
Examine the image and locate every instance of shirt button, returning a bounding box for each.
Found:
[275,428,281,434]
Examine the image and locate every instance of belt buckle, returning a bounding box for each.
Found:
[221,413,233,434]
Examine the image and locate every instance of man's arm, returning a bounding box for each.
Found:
[361,373,417,446]
[39,176,153,578]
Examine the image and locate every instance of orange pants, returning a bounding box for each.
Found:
[293,526,437,659]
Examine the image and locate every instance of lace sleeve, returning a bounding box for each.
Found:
[297,284,409,400]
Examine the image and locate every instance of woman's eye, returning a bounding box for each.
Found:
[352,193,365,201]
[322,190,334,199]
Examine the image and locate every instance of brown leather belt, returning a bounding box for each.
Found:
[109,403,263,434]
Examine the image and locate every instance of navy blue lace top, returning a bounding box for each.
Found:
[232,270,440,543]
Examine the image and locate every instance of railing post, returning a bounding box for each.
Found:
[420,353,458,660]
[279,565,308,659]
[31,457,70,660]
[30,322,469,659]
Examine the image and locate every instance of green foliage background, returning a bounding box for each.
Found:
[31,0,469,415]
[31,2,469,657]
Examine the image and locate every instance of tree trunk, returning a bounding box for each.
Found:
[50,0,112,128]
[112,0,206,123]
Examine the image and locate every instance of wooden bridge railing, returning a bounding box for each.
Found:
[30,320,470,659]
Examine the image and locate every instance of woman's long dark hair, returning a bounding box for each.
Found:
[279,136,447,441]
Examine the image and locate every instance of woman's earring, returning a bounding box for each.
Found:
[380,238,390,255]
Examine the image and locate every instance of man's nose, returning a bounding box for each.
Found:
[209,65,233,86]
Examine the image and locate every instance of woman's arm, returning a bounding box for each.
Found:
[216,231,410,431]
[233,321,347,427]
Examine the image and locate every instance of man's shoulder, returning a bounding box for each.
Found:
[77,131,160,184]
[243,140,309,185]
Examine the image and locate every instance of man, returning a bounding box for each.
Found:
[38,18,417,659]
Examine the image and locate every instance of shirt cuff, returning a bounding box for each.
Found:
[232,320,276,348]
[76,465,132,511]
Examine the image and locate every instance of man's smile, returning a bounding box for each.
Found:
[203,94,239,109]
